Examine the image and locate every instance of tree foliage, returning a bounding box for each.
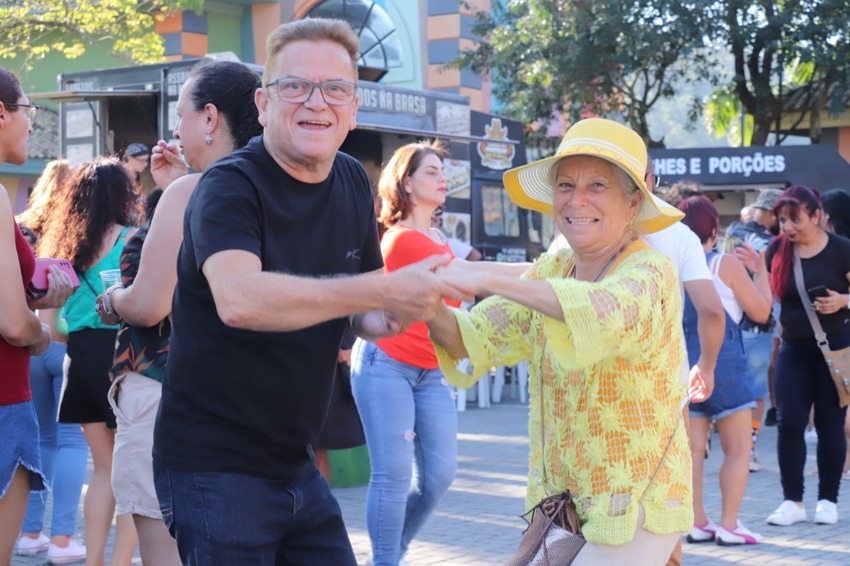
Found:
[0,0,204,67]
[454,0,850,148]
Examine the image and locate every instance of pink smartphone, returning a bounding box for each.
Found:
[27,258,81,299]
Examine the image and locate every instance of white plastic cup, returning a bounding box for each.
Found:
[100,269,122,292]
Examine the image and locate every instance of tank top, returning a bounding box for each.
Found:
[708,252,743,324]
[110,220,170,382]
[64,226,132,333]
[1,222,36,404]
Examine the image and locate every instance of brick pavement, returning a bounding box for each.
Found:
[12,399,850,565]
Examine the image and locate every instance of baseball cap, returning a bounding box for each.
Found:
[126,143,149,158]
[752,188,783,211]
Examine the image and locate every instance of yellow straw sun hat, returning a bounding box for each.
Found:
[503,118,683,234]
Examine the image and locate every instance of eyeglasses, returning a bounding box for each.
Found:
[266,78,357,106]
[645,172,661,187]
[5,102,39,122]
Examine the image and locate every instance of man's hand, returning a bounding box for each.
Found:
[150,140,189,189]
[28,265,75,310]
[688,362,715,402]
[383,254,472,322]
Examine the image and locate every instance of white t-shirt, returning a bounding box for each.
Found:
[549,222,711,383]
[447,237,474,260]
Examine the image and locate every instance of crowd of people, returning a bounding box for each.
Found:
[1,15,849,566]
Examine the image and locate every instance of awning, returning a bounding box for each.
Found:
[29,89,156,103]
[356,122,520,145]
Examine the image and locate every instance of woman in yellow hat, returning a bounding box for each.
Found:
[428,118,693,563]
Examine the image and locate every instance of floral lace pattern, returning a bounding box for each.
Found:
[434,240,693,545]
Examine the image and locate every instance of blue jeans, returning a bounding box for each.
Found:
[351,339,458,566]
[22,342,89,536]
[775,333,850,503]
[153,463,355,566]
[742,329,773,401]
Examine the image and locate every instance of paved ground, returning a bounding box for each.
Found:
[12,398,850,565]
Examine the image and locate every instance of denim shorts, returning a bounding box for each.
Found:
[742,329,774,400]
[686,314,756,420]
[0,401,47,498]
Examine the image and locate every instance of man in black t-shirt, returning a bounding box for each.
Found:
[152,19,460,566]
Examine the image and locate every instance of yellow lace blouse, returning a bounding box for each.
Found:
[434,240,694,545]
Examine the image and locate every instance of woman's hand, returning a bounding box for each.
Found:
[813,289,850,315]
[28,323,51,356]
[731,243,765,274]
[436,258,489,298]
[150,140,189,189]
[27,265,75,310]
[94,293,121,326]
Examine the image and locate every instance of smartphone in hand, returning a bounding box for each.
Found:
[27,258,80,300]
[807,285,830,301]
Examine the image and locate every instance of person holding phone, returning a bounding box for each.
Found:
[0,66,74,566]
[37,157,140,566]
[765,185,850,527]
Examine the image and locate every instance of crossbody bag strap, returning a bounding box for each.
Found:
[792,247,831,352]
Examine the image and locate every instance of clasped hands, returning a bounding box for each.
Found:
[360,255,486,339]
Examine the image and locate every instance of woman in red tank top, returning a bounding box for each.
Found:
[0,67,74,565]
[350,141,460,566]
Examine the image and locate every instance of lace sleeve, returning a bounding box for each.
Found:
[434,294,535,389]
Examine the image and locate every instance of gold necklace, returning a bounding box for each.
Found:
[569,238,634,282]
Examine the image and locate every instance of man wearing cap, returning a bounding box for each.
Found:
[123,142,150,184]
[725,188,782,467]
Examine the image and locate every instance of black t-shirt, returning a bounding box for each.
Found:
[153,137,382,480]
[766,232,850,340]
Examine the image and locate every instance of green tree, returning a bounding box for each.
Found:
[454,0,715,149]
[0,0,204,67]
[455,0,850,148]
[708,0,850,145]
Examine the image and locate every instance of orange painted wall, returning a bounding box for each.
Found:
[252,3,281,66]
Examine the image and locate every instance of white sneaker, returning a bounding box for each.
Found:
[16,533,50,556]
[767,500,808,526]
[47,538,86,565]
[814,500,838,525]
[716,520,763,545]
[685,518,717,543]
[804,428,818,444]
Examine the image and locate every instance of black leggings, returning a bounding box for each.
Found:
[775,332,849,503]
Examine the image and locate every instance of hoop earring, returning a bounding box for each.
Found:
[204,135,213,145]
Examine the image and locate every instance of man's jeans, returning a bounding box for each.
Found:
[153,463,356,566]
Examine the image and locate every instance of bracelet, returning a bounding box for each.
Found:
[103,284,123,319]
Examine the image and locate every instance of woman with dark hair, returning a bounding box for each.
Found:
[677,195,772,545]
[38,156,139,566]
[350,140,460,566]
[822,189,850,239]
[765,185,850,527]
[15,159,90,563]
[0,67,74,566]
[93,60,262,565]
[818,189,850,483]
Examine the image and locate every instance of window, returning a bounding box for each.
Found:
[482,185,520,237]
[308,0,403,70]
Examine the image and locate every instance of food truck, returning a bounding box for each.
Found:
[34,57,552,261]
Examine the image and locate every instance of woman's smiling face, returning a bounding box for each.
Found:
[552,155,641,257]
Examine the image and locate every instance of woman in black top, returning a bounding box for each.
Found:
[764,186,850,527]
